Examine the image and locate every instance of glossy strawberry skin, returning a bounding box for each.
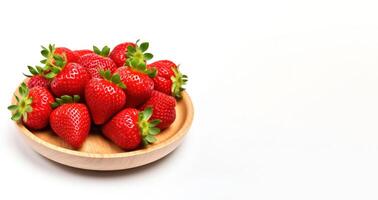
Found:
[50,63,90,97]
[27,75,49,89]
[152,76,171,95]
[78,53,117,78]
[73,49,93,57]
[109,42,135,67]
[102,108,141,150]
[85,78,126,125]
[140,90,176,130]
[54,47,78,63]
[50,103,90,149]
[116,67,154,107]
[148,60,177,95]
[23,87,54,130]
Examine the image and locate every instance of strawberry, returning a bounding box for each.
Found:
[77,46,117,78]
[50,95,90,149]
[148,60,188,98]
[40,46,88,96]
[116,66,154,107]
[109,42,135,67]
[140,90,176,130]
[85,70,127,125]
[49,62,90,97]
[113,41,156,107]
[73,49,93,57]
[102,107,160,150]
[24,65,49,88]
[8,83,54,130]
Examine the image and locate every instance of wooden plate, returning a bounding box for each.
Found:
[11,86,194,171]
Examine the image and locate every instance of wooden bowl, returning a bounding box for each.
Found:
[11,86,194,171]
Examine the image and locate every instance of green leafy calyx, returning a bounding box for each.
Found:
[40,44,66,79]
[171,66,188,98]
[126,40,156,78]
[8,83,32,122]
[23,65,45,77]
[99,70,126,89]
[51,95,80,108]
[93,45,111,57]
[138,107,161,145]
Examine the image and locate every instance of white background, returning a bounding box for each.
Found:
[1,0,378,199]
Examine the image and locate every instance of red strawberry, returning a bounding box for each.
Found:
[109,42,135,67]
[140,90,176,130]
[49,62,90,97]
[148,60,188,98]
[50,95,90,149]
[116,67,154,107]
[8,83,54,130]
[24,65,49,88]
[113,41,157,107]
[85,70,127,125]
[54,47,78,63]
[73,49,93,57]
[77,46,117,78]
[102,107,160,150]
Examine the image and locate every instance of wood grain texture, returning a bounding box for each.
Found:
[12,85,194,171]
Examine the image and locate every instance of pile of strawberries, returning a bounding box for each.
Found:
[8,41,187,151]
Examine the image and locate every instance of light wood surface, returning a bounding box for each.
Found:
[11,85,194,171]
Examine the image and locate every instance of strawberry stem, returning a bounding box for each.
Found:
[126,40,157,78]
[8,83,33,122]
[51,95,81,108]
[138,107,161,145]
[99,70,127,89]
[93,45,111,57]
[24,65,47,78]
[171,66,188,98]
[40,44,66,79]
